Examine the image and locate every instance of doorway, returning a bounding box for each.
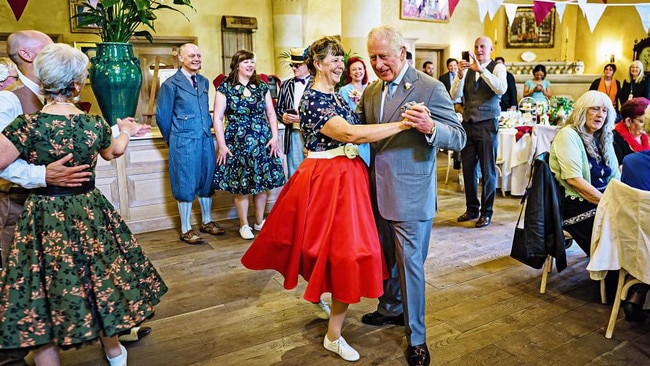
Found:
[415,44,448,79]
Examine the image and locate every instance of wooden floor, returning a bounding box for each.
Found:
[61,153,650,365]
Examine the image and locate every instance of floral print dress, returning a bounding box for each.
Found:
[0,112,167,350]
[213,81,285,195]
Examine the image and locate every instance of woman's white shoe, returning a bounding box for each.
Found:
[239,225,254,239]
[323,335,359,362]
[106,344,127,366]
[313,300,331,320]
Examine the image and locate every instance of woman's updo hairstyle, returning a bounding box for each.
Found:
[306,36,345,77]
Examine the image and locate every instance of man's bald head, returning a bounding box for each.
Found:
[7,30,53,80]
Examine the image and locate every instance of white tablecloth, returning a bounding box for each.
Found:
[497,125,559,196]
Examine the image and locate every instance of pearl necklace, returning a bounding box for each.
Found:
[44,101,76,108]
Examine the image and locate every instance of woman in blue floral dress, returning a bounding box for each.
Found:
[213,50,286,240]
[0,44,166,366]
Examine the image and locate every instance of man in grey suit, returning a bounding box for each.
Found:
[358,25,466,366]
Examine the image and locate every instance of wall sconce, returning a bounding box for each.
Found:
[609,54,615,63]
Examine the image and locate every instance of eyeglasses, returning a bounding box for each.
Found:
[290,63,304,69]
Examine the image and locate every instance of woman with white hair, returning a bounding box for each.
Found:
[617,60,650,108]
[549,90,620,256]
[0,43,166,366]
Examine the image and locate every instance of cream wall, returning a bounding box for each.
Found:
[1,0,646,102]
[482,1,647,76]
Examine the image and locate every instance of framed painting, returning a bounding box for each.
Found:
[400,0,450,23]
[69,0,100,33]
[506,7,555,48]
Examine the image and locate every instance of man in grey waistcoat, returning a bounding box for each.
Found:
[451,36,507,228]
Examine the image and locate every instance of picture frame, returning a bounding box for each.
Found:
[69,0,100,33]
[400,0,450,23]
[506,7,555,48]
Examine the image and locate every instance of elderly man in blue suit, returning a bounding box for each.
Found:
[358,25,466,366]
[156,43,224,245]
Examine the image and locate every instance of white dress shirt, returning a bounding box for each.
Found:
[0,72,47,189]
[450,60,507,101]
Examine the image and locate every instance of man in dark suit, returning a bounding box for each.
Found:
[495,56,518,111]
[439,58,463,113]
[156,43,225,245]
[451,37,507,228]
[359,25,466,366]
[275,47,310,177]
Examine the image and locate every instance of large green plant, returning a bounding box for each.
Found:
[72,0,193,43]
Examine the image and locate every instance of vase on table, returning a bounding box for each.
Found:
[89,43,142,126]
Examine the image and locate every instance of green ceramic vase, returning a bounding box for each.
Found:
[90,43,142,126]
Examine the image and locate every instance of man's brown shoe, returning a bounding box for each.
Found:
[200,221,225,236]
[180,229,206,245]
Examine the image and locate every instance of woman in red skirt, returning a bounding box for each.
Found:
[241,36,411,361]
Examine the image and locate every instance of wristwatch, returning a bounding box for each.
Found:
[429,123,436,135]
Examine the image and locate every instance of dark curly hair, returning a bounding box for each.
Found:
[306,36,345,77]
[225,49,261,86]
[343,57,368,85]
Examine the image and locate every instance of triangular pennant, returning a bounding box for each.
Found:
[580,3,607,32]
[487,0,504,21]
[89,0,99,8]
[449,0,461,18]
[7,0,29,21]
[477,0,489,23]
[636,4,650,33]
[533,1,555,26]
[602,0,607,3]
[504,3,519,27]
[555,3,567,23]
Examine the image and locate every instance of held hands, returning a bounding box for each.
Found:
[116,117,151,138]
[401,103,434,134]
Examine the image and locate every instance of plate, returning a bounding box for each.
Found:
[520,51,537,62]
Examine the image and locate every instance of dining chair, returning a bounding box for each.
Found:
[586,179,650,338]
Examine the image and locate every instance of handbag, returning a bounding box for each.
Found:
[510,200,546,269]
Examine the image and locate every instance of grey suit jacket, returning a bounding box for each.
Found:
[359,66,466,221]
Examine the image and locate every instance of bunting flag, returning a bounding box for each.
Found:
[477,0,489,22]
[89,0,99,8]
[532,1,554,26]
[555,2,567,23]
[636,4,650,33]
[449,0,461,18]
[580,3,607,32]
[487,0,503,20]
[7,0,29,21]
[504,3,519,27]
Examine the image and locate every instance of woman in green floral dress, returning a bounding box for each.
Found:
[0,44,166,366]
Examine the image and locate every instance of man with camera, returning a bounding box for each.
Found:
[450,36,507,228]
[276,47,310,177]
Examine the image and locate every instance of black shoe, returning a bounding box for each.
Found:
[623,301,646,323]
[118,326,152,343]
[361,311,405,326]
[457,211,479,222]
[475,215,491,228]
[405,343,430,366]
